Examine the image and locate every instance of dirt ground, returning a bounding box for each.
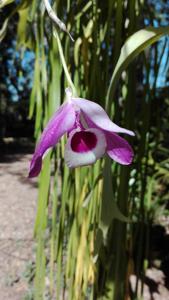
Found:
[0,152,37,300]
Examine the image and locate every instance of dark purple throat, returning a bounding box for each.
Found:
[71,131,97,153]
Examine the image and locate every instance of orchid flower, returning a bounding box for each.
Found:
[29,88,134,178]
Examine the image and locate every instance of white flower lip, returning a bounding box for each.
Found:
[64,128,107,168]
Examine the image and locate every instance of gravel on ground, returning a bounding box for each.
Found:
[0,153,37,300]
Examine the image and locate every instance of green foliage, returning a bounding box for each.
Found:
[1,0,169,299]
[0,0,14,9]
[106,26,169,106]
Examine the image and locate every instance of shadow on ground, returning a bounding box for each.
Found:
[130,224,169,300]
[0,137,34,161]
[0,138,38,188]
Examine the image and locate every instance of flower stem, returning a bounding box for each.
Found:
[54,29,77,96]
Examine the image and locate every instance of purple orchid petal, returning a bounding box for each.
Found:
[29,102,76,177]
[72,97,135,136]
[106,132,134,165]
[64,128,106,168]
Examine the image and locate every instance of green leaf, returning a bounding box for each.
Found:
[17,6,29,47]
[34,153,51,300]
[0,0,32,42]
[74,37,82,66]
[0,0,14,8]
[107,26,169,102]
[0,18,9,42]
[99,158,129,244]
[82,173,102,208]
